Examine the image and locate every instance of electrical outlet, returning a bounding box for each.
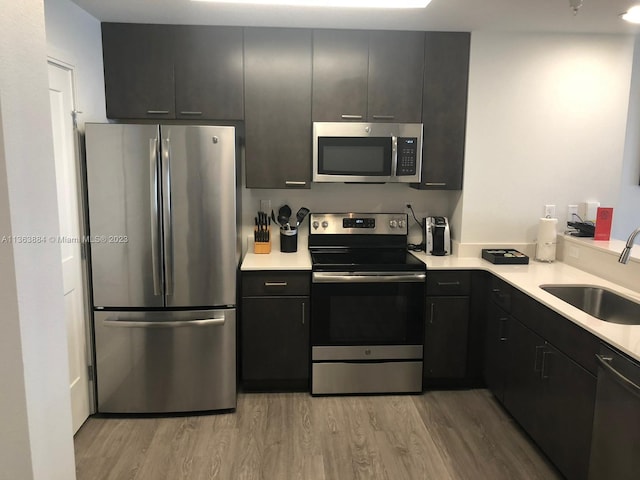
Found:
[585,201,600,222]
[260,199,271,213]
[544,204,556,218]
[567,205,579,224]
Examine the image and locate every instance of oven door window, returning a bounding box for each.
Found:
[311,281,423,346]
[317,137,392,176]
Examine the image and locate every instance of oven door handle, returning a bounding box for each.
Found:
[312,271,426,283]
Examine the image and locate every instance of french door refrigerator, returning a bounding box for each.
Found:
[85,123,239,413]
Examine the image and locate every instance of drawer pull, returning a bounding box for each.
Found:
[285,181,307,187]
[341,114,363,120]
[425,182,447,186]
[372,114,395,120]
[437,281,461,287]
[179,111,203,116]
[264,281,287,287]
[146,110,170,114]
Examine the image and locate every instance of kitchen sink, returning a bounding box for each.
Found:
[540,284,640,325]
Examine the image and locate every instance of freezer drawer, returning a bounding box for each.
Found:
[94,309,236,413]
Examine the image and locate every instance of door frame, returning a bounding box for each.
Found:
[47,56,97,418]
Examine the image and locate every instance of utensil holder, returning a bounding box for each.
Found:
[254,227,271,254]
[280,228,298,253]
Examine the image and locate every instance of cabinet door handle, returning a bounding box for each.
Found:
[541,350,553,379]
[146,110,170,114]
[285,181,307,187]
[596,354,640,395]
[429,303,435,324]
[341,114,363,120]
[437,281,461,287]
[534,345,545,372]
[179,111,203,116]
[301,302,305,325]
[372,115,395,120]
[425,182,447,187]
[264,281,287,287]
[498,317,508,341]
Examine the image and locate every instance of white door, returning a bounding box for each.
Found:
[48,60,90,433]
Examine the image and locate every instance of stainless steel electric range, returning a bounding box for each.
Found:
[309,213,426,395]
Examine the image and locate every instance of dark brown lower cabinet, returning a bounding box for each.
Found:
[424,296,469,380]
[484,301,510,403]
[241,296,309,390]
[483,274,599,480]
[538,343,596,480]
[504,319,596,480]
[503,319,546,445]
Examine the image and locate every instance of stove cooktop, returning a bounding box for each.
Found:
[311,249,425,272]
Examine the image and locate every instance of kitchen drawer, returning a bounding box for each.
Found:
[489,275,513,312]
[242,271,310,297]
[426,270,471,296]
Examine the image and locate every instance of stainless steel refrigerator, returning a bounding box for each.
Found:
[84,123,239,413]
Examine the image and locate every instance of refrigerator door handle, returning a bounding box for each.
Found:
[102,315,226,328]
[149,137,162,296]
[162,137,174,297]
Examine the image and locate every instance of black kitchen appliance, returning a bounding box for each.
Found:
[424,216,451,256]
[308,213,426,395]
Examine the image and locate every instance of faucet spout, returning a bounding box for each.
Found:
[619,226,640,264]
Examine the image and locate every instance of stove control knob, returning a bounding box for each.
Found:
[398,219,406,228]
[389,220,398,228]
[322,221,329,229]
[312,221,319,230]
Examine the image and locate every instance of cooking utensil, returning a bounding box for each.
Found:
[279,204,291,221]
[295,207,310,227]
[278,204,292,230]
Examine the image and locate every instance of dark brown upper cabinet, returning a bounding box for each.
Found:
[312,30,425,123]
[173,25,244,120]
[413,32,471,190]
[367,30,425,123]
[312,29,369,122]
[102,23,244,121]
[244,28,312,189]
[102,23,175,120]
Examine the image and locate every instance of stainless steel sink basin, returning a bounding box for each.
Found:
[540,284,640,325]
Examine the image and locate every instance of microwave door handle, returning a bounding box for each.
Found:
[391,135,398,177]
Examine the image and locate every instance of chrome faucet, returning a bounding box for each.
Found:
[618,226,640,264]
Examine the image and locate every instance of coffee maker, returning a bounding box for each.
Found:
[424,216,451,256]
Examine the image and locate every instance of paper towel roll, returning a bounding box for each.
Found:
[536,217,558,262]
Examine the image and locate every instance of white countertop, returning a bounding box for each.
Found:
[241,248,312,271]
[241,232,312,271]
[240,247,640,362]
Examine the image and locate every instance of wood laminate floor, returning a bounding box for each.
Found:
[74,389,561,480]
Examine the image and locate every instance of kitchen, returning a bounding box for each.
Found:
[2,0,640,479]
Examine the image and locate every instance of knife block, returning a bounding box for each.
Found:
[254,227,271,254]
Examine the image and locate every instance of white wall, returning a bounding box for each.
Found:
[614,35,640,240]
[0,1,76,479]
[456,32,634,246]
[44,0,107,128]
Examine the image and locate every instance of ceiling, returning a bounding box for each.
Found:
[69,0,640,35]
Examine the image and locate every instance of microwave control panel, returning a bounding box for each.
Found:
[396,137,418,176]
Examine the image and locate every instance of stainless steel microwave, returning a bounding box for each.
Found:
[313,122,423,183]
